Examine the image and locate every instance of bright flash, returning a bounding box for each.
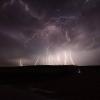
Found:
[40,50,76,65]
[12,49,76,66]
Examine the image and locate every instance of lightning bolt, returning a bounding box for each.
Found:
[69,50,75,65]
[19,58,23,66]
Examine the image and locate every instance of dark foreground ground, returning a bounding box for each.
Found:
[0,65,99,100]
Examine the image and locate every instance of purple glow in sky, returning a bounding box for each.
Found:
[0,0,100,66]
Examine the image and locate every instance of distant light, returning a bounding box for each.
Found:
[40,49,76,65]
[19,58,23,66]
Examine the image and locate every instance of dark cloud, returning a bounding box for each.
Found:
[0,0,100,65]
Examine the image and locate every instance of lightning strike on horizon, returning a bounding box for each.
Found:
[19,58,23,66]
[34,56,39,65]
[69,50,75,65]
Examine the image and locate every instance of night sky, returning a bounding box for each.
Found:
[0,0,100,66]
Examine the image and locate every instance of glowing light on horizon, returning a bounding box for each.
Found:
[38,49,76,65]
[19,58,23,66]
